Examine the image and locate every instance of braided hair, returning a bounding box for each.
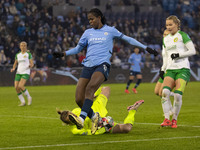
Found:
[88,8,106,24]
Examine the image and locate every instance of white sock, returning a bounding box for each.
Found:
[172,93,182,120]
[23,89,31,98]
[161,88,171,120]
[168,99,173,115]
[18,93,25,104]
[79,116,84,123]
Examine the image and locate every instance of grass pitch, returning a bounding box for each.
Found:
[0,82,200,150]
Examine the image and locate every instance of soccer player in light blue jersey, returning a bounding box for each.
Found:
[53,8,158,134]
[125,48,142,94]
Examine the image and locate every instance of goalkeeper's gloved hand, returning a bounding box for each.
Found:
[171,53,179,60]
[146,47,158,56]
[159,69,165,80]
[53,52,65,58]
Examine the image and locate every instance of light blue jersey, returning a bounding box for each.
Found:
[65,24,147,67]
[128,53,142,72]
[78,25,122,67]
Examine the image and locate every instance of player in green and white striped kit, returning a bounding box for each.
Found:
[11,41,34,106]
[160,16,196,128]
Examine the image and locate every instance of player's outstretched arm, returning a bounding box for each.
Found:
[121,35,158,56]
[53,45,84,58]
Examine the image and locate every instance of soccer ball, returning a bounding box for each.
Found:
[98,116,114,132]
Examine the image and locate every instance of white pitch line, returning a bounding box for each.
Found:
[0,115,200,128]
[0,136,199,150]
[0,115,58,120]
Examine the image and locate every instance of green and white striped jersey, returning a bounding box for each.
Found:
[162,30,195,70]
[15,52,32,75]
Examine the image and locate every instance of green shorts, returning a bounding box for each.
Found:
[165,68,190,82]
[15,74,30,81]
[158,77,163,83]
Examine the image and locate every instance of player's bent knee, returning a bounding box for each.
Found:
[162,87,171,97]
[154,89,159,96]
[122,124,132,133]
[85,85,97,98]
[18,85,24,90]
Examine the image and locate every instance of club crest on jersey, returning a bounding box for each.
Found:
[174,37,178,42]
[104,32,108,35]
[24,55,27,58]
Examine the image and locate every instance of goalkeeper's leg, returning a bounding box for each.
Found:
[112,100,144,134]
[112,110,136,134]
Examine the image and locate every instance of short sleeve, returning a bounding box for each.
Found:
[162,37,166,48]
[78,31,88,47]
[179,31,191,44]
[15,54,17,60]
[28,52,32,59]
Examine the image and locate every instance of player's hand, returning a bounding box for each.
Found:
[29,64,34,68]
[171,53,179,60]
[10,68,15,72]
[159,69,164,80]
[146,47,158,56]
[53,52,65,58]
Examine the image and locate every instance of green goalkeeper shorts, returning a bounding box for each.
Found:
[15,74,30,81]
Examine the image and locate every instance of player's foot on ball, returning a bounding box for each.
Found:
[127,100,144,111]
[132,88,138,94]
[171,119,177,128]
[18,102,26,107]
[125,89,130,94]
[91,112,100,135]
[161,118,172,127]
[28,97,32,106]
[69,113,84,129]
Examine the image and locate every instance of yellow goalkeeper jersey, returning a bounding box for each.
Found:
[69,88,108,135]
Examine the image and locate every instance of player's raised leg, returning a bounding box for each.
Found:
[112,100,144,134]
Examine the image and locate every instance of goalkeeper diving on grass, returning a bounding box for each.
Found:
[57,86,144,135]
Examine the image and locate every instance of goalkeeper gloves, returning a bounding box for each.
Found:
[53,52,65,58]
[171,53,179,60]
[146,47,158,56]
[159,69,165,80]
